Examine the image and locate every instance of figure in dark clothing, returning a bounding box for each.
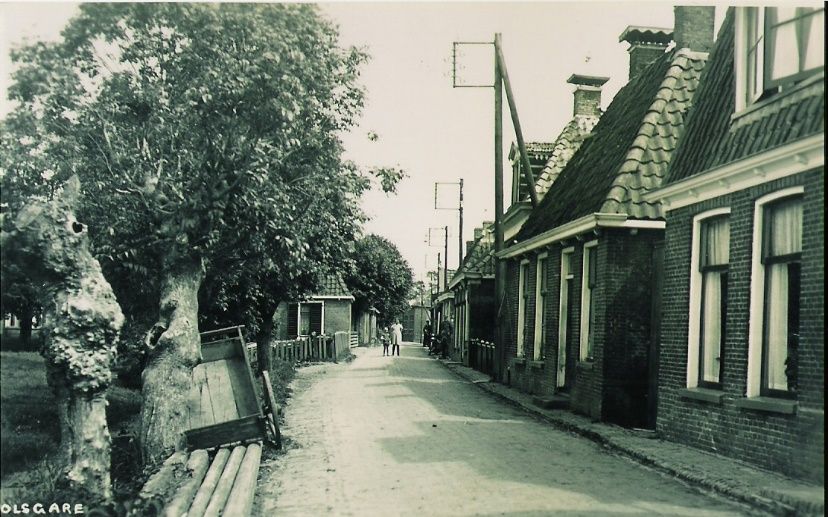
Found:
[422,321,432,348]
[380,327,390,356]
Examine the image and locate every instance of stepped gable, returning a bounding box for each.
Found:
[665,9,825,184]
[517,47,708,241]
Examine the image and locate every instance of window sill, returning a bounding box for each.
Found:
[734,396,797,415]
[577,360,594,371]
[679,387,724,405]
[528,360,545,369]
[513,357,526,366]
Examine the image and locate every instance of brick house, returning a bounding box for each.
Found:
[498,8,713,429]
[643,7,824,481]
[448,223,496,363]
[274,274,354,339]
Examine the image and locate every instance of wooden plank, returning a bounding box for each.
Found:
[187,365,205,430]
[163,449,210,517]
[205,361,239,424]
[188,448,230,517]
[204,446,246,517]
[193,364,215,429]
[222,443,262,517]
[184,416,264,451]
[225,358,259,417]
[202,340,239,362]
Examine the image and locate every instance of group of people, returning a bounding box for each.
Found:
[380,319,403,356]
[422,319,452,359]
[378,318,453,358]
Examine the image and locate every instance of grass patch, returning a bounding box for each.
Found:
[0,351,144,506]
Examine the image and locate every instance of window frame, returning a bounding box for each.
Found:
[697,215,730,389]
[296,301,325,337]
[533,253,549,361]
[579,240,598,362]
[686,208,731,390]
[747,187,804,399]
[735,7,824,112]
[516,259,530,357]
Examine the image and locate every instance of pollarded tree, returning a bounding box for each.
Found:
[4,3,386,464]
[345,234,414,327]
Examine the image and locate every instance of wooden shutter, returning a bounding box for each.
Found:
[287,303,298,338]
[309,303,323,335]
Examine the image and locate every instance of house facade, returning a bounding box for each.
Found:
[448,223,497,364]
[644,7,824,481]
[275,274,354,339]
[499,8,713,429]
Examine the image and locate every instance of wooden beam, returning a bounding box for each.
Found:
[188,448,231,517]
[222,443,263,517]
[163,449,210,517]
[204,445,246,516]
[495,42,539,208]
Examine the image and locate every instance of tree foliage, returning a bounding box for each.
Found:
[345,234,414,326]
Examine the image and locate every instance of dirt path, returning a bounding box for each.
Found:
[255,344,746,516]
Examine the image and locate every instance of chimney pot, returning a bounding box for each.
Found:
[619,26,672,79]
[674,6,715,52]
[567,74,609,117]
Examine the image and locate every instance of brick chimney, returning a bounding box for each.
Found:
[619,26,673,79]
[567,74,610,117]
[674,6,715,52]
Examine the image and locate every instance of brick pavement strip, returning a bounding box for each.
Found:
[441,361,825,517]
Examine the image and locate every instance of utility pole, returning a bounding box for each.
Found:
[493,33,505,382]
[444,225,449,290]
[458,178,464,267]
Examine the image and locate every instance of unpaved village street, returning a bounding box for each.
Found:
[255,344,746,516]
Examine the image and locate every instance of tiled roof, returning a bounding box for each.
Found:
[517,47,708,241]
[452,227,495,283]
[666,9,825,184]
[314,273,352,298]
[534,114,600,199]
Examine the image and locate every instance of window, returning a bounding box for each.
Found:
[533,254,548,360]
[579,242,598,361]
[288,302,323,338]
[761,197,802,396]
[557,248,574,388]
[747,189,803,399]
[698,216,730,388]
[516,260,530,357]
[737,7,824,109]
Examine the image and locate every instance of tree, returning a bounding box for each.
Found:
[345,234,414,327]
[2,177,124,499]
[4,3,395,464]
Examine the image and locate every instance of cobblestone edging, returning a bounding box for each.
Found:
[440,360,824,517]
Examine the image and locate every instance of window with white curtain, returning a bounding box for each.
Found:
[533,254,548,360]
[761,196,802,397]
[737,7,824,109]
[579,242,598,361]
[517,260,530,357]
[698,216,730,388]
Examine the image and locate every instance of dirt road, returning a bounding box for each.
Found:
[255,344,746,516]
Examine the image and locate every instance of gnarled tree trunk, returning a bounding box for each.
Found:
[3,176,124,499]
[140,253,204,465]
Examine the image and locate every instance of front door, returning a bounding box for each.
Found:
[557,248,575,389]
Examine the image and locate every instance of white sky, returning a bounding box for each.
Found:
[1,1,731,282]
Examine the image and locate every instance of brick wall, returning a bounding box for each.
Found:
[657,169,824,482]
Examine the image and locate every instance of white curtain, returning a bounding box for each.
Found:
[701,272,722,383]
[765,263,789,391]
[702,217,730,266]
[767,201,802,257]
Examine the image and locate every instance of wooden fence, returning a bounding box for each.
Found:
[349,331,358,348]
[245,331,354,367]
[468,339,496,377]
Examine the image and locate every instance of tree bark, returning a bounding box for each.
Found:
[19,304,33,348]
[255,304,278,376]
[140,254,205,466]
[3,176,124,499]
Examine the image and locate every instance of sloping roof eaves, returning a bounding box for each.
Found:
[534,114,600,199]
[313,273,353,298]
[666,8,825,184]
[517,51,676,241]
[600,50,708,218]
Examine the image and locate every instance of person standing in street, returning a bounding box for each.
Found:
[380,326,390,356]
[422,320,432,348]
[390,319,403,356]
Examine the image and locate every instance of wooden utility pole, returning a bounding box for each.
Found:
[493,33,505,382]
[444,225,449,290]
[496,42,539,208]
[458,178,464,268]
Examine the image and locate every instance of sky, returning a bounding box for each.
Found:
[0,1,728,283]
